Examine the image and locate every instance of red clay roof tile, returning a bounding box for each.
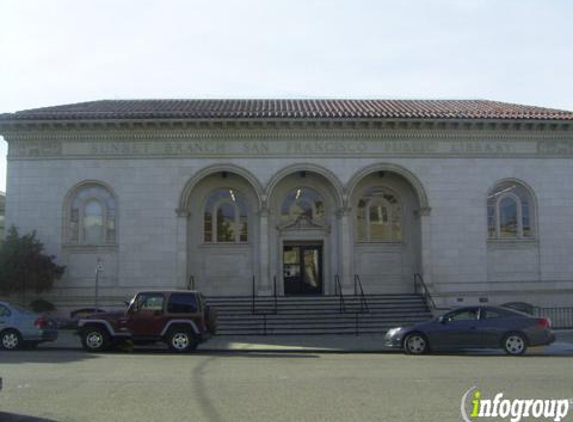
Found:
[1,99,572,121]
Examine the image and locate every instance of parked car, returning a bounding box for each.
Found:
[76,290,217,352]
[384,306,555,355]
[0,301,58,350]
[500,302,535,315]
[70,308,107,319]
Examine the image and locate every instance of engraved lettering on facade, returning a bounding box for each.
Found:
[90,142,150,155]
[537,140,573,155]
[10,141,62,157]
[162,141,225,155]
[286,141,367,154]
[9,137,565,159]
[382,141,438,153]
[449,142,512,154]
[242,141,269,154]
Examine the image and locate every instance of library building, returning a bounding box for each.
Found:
[1,99,572,329]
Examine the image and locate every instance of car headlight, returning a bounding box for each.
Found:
[386,328,402,337]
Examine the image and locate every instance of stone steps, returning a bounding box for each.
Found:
[206,294,432,335]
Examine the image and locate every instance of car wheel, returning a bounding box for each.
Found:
[167,328,197,353]
[1,329,22,351]
[503,332,527,356]
[403,332,429,355]
[81,326,110,352]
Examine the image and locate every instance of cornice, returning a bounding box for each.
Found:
[0,117,570,142]
[2,127,572,144]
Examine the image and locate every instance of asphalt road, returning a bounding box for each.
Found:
[1,349,572,422]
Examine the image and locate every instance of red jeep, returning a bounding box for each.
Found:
[77,290,217,352]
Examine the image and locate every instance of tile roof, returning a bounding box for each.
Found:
[1,99,572,122]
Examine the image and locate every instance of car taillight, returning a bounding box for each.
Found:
[536,318,551,329]
[34,316,48,329]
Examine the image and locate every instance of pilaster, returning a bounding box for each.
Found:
[175,209,190,289]
[336,205,353,292]
[258,201,271,294]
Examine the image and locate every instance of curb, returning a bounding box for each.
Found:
[38,330,573,355]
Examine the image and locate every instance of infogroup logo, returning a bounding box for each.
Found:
[461,387,571,422]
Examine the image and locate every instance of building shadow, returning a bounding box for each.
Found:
[0,350,100,365]
[0,413,64,422]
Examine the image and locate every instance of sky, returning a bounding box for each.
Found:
[0,0,572,192]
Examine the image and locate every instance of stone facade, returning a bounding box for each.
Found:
[1,100,573,311]
[0,191,5,240]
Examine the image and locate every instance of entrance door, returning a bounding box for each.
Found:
[283,244,323,295]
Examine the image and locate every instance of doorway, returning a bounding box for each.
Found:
[283,243,323,295]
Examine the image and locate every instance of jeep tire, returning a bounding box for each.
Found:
[81,326,110,352]
[166,327,197,353]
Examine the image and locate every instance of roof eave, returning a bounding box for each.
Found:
[0,116,571,136]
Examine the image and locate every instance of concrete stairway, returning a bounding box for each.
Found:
[206,294,433,335]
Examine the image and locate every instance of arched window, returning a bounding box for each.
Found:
[67,183,116,245]
[204,189,248,243]
[357,187,401,242]
[280,187,325,224]
[487,181,534,240]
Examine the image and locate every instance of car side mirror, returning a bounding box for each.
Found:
[438,316,446,324]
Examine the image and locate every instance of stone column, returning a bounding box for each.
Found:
[175,209,190,290]
[258,201,272,294]
[336,205,353,294]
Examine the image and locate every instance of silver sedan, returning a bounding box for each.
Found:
[0,302,58,350]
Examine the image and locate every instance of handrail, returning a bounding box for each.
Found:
[273,275,278,315]
[413,273,440,311]
[252,275,278,315]
[187,275,195,291]
[251,275,256,314]
[353,274,369,313]
[334,274,346,313]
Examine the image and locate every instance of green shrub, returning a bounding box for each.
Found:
[0,226,66,296]
[29,298,56,313]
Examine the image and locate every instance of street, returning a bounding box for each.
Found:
[1,348,572,422]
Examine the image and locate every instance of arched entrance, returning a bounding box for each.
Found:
[347,165,427,294]
[267,166,343,296]
[180,166,263,296]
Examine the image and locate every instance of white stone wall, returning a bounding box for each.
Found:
[5,143,573,308]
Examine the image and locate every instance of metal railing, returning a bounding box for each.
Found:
[413,273,446,312]
[187,275,195,291]
[252,275,279,315]
[534,307,573,329]
[251,275,256,314]
[353,274,369,313]
[273,275,278,315]
[334,274,346,313]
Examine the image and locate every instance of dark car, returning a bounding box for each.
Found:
[384,306,555,356]
[70,308,106,319]
[77,290,217,352]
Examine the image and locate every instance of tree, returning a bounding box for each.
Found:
[0,226,66,296]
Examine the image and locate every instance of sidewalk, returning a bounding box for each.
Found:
[42,329,573,355]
